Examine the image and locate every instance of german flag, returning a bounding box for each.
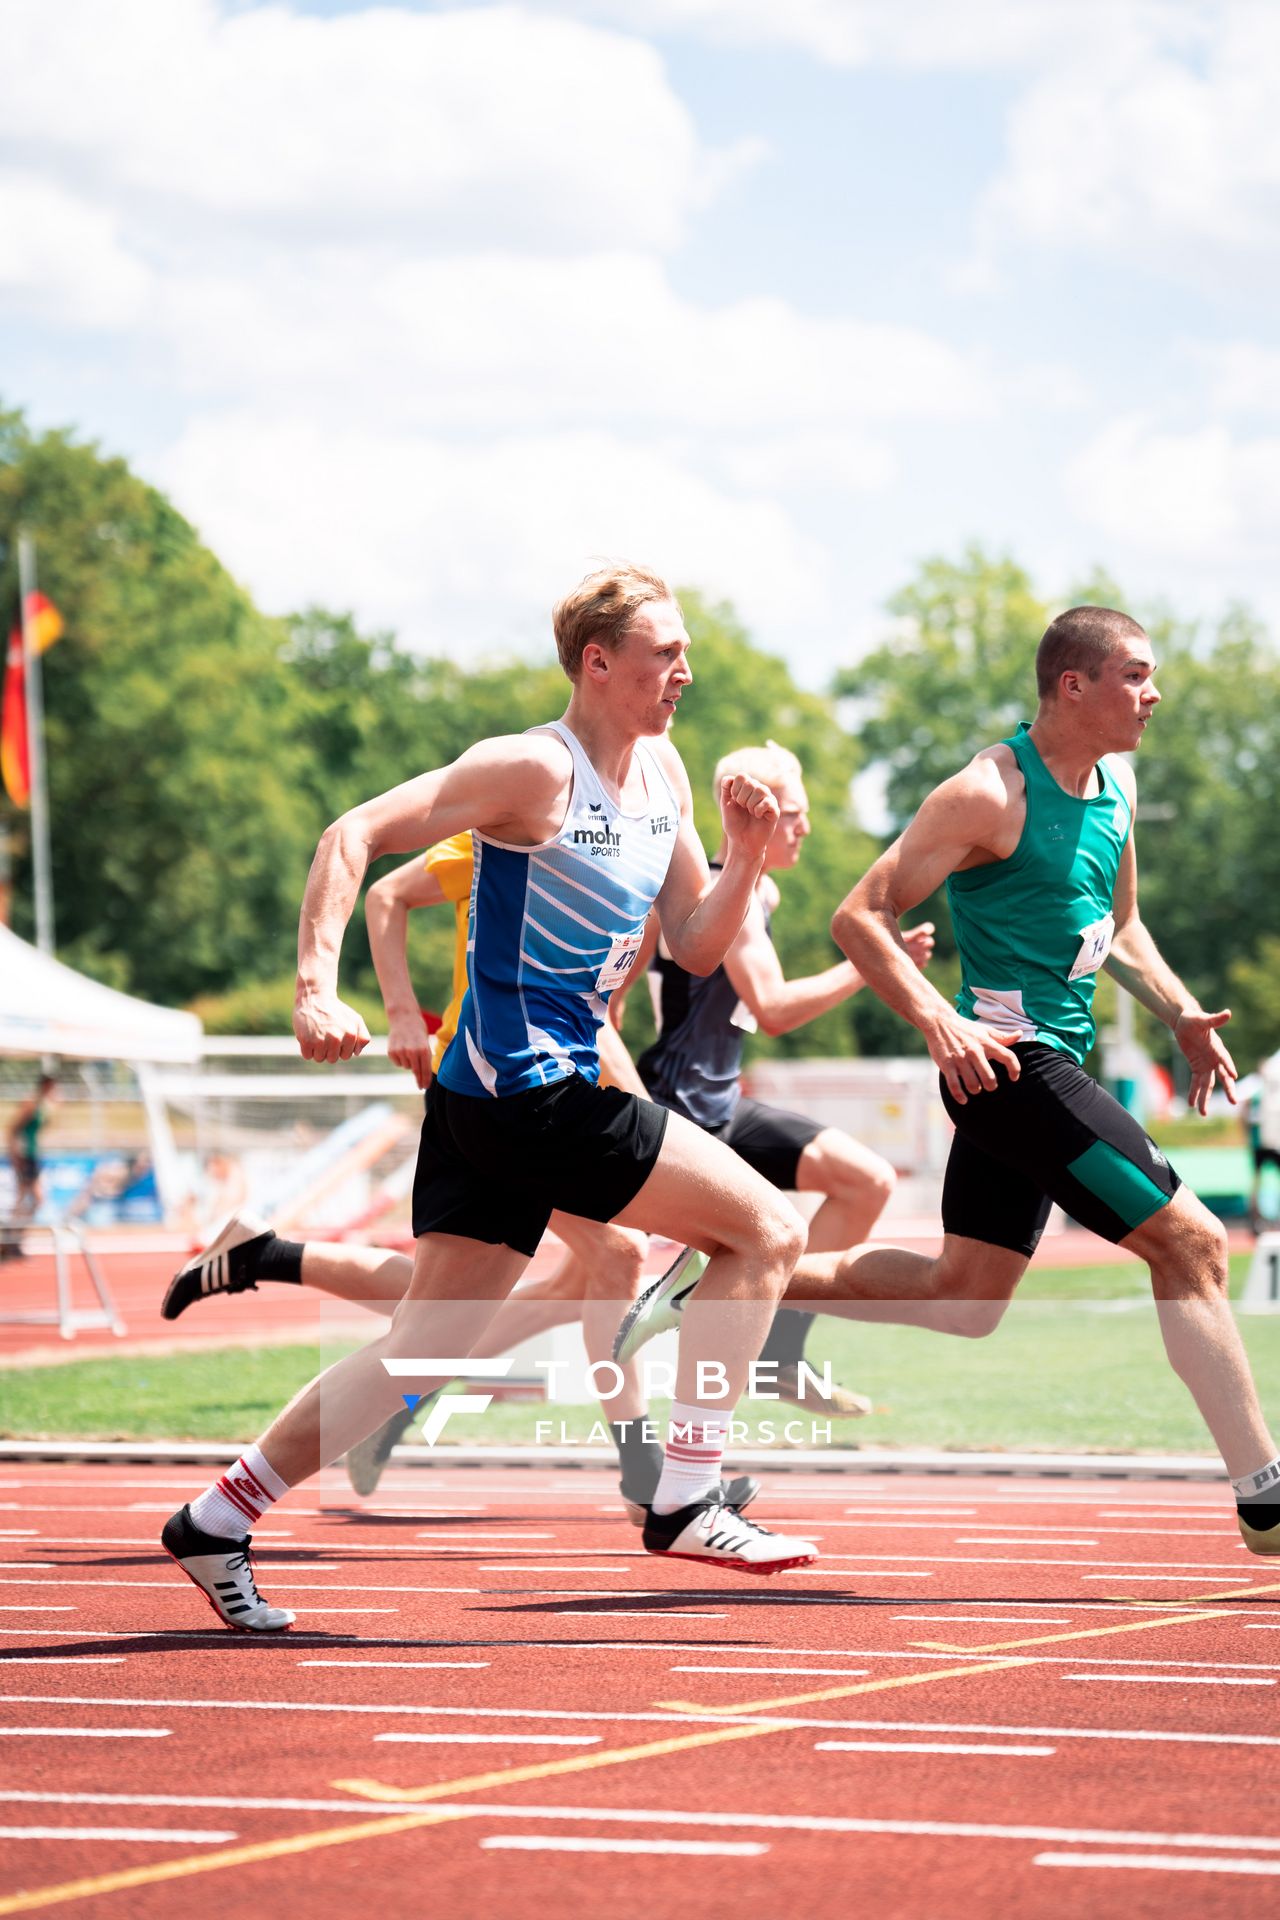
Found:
[1,592,63,809]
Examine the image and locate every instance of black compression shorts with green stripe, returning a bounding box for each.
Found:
[939,1042,1181,1257]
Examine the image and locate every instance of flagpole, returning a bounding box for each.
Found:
[17,530,54,956]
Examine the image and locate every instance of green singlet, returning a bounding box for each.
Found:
[946,722,1132,1067]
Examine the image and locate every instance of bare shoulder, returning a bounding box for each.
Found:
[457,729,570,791]
[925,745,1019,822]
[757,874,781,914]
[1103,754,1137,806]
[451,729,573,836]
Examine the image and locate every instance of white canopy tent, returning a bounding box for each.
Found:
[0,924,201,1064]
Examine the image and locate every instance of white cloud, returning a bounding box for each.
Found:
[154,411,834,661]
[974,3,1280,275]
[0,173,152,327]
[538,0,1198,71]
[1065,415,1280,565]
[1199,341,1280,416]
[145,250,990,436]
[3,0,726,254]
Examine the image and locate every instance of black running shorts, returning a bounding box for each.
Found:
[708,1095,823,1190]
[412,1075,669,1257]
[940,1043,1181,1257]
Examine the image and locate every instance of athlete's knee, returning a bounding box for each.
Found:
[762,1196,808,1279]
[809,1135,895,1210]
[930,1259,1014,1338]
[944,1295,1010,1339]
[1149,1199,1229,1301]
[591,1225,649,1297]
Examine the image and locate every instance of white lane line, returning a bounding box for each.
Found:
[0,1606,76,1612]
[12,1695,1280,1748]
[299,1660,488,1670]
[284,1608,400,1615]
[841,1509,979,1518]
[816,1740,1053,1756]
[376,1733,601,1747]
[555,1610,728,1618]
[1082,1573,1267,1583]
[7,1792,1280,1852]
[958,1537,1099,1547]
[1035,1852,1280,1877]
[416,1532,557,1541]
[0,1728,170,1739]
[480,1837,767,1856]
[0,1564,54,1570]
[0,1578,479,1593]
[0,1826,237,1844]
[1065,1674,1275,1687]
[1244,1624,1280,1630]
[895,1616,1071,1626]
[477,1566,626,1574]
[795,1570,933,1579]
[0,1658,126,1667]
[671,1666,870,1678]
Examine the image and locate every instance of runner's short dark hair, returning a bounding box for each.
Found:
[1036,605,1148,699]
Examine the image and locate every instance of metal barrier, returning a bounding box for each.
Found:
[0,1220,126,1339]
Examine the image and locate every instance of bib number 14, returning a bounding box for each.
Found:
[1069,913,1115,982]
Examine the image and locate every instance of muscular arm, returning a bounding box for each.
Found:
[725,896,863,1036]
[1103,785,1236,1114]
[365,856,448,1090]
[831,754,1024,1102]
[294,736,565,1061]
[724,895,935,1038]
[649,741,778,975]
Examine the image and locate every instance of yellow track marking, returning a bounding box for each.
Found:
[341,1657,1030,1801]
[910,1580,1280,1656]
[0,1810,467,1917]
[0,1657,1027,1912]
[653,1656,1029,1718]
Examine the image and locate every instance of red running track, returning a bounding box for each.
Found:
[0,1464,1279,1917]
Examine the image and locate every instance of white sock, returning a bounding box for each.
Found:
[188,1444,290,1539]
[651,1400,730,1515]
[1233,1457,1280,1503]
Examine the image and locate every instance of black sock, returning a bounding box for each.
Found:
[1237,1499,1280,1532]
[609,1421,663,1503]
[757,1309,815,1371]
[253,1235,305,1284]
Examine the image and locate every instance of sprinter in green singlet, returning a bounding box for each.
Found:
[786,606,1280,1555]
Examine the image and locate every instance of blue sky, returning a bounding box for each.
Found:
[4,0,1278,688]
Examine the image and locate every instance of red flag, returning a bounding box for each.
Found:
[1,594,63,810]
[1,624,28,808]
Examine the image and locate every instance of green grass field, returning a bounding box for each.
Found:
[3,1256,1276,1455]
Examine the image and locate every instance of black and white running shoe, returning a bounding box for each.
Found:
[612,1245,707,1364]
[160,1504,295,1631]
[162,1212,275,1321]
[641,1497,817,1574]
[622,1473,761,1528]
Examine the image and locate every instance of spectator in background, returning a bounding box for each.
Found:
[3,1070,58,1257]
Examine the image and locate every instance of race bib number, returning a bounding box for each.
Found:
[596,930,643,995]
[1068,913,1115,981]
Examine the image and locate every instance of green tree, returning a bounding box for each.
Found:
[0,408,318,1004]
